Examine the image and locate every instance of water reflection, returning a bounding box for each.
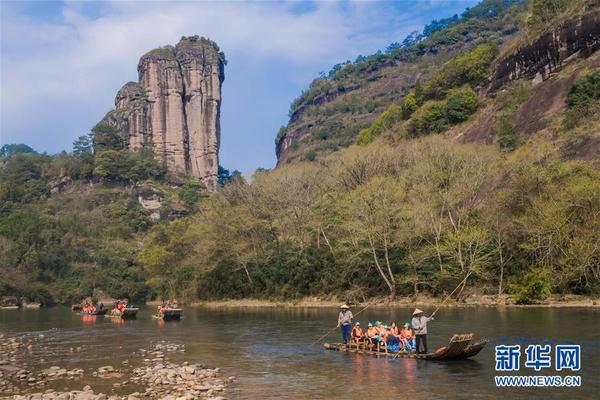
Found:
[81,314,97,325]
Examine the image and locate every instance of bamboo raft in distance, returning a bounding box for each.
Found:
[110,307,139,319]
[152,308,183,321]
[324,333,489,361]
[79,309,108,316]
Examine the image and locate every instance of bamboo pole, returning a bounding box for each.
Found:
[430,270,473,317]
[392,271,473,360]
[310,302,374,347]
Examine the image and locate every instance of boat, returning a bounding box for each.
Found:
[110,307,139,319]
[80,308,108,316]
[152,308,182,321]
[324,333,488,361]
[1,296,20,309]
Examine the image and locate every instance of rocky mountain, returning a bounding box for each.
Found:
[276,0,600,165]
[100,36,225,190]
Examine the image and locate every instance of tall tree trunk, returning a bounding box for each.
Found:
[241,262,253,285]
[367,232,394,296]
[498,245,504,295]
[382,232,396,288]
[320,226,336,260]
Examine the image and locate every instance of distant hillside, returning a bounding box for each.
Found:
[275,0,600,165]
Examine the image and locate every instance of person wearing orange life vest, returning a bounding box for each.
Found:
[400,322,416,351]
[366,323,378,344]
[351,322,365,342]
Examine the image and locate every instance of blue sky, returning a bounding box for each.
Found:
[1,0,479,174]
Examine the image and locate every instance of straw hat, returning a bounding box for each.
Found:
[340,304,350,309]
[412,308,424,315]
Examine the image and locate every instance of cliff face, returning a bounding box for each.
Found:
[486,9,600,93]
[274,0,526,166]
[100,36,225,190]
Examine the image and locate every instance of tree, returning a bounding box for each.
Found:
[442,224,494,299]
[72,134,93,157]
[528,0,567,28]
[445,86,478,123]
[342,177,406,299]
[178,179,205,211]
[0,144,36,157]
[401,92,418,119]
[497,117,519,151]
[217,165,241,186]
[92,124,124,153]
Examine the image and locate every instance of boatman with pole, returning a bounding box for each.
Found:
[411,308,434,354]
[337,304,353,344]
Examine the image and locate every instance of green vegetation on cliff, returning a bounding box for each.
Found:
[277,0,526,164]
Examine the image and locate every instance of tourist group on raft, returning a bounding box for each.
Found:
[337,304,435,353]
[157,300,179,314]
[81,302,105,313]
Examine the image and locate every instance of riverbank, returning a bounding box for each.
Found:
[4,294,597,311]
[191,294,600,308]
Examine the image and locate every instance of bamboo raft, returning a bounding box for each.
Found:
[110,307,139,319]
[152,308,182,321]
[324,333,489,361]
[80,309,108,316]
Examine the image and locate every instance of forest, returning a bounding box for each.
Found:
[1,0,599,306]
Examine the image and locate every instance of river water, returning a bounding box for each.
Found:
[1,306,599,399]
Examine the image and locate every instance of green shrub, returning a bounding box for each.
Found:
[93,149,164,184]
[178,179,205,210]
[564,69,600,128]
[424,42,498,98]
[510,269,551,304]
[401,91,418,119]
[311,126,327,141]
[445,86,478,123]
[104,199,152,232]
[356,104,402,145]
[407,100,448,136]
[566,69,600,108]
[497,117,520,151]
[306,150,317,161]
[21,283,54,306]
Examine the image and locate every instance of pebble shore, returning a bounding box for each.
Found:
[0,335,233,400]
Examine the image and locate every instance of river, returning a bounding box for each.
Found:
[1,306,599,399]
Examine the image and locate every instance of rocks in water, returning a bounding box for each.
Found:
[150,342,185,353]
[130,361,227,399]
[41,366,84,380]
[1,338,232,399]
[94,366,123,380]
